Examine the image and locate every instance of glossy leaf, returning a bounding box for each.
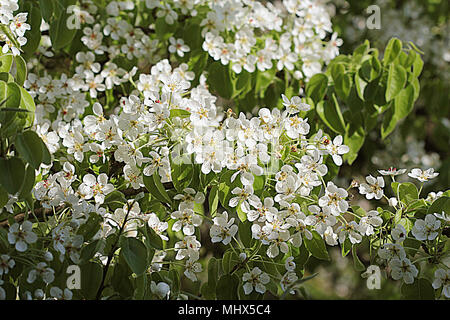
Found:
[0,157,25,194]
[386,64,407,101]
[216,274,239,299]
[14,130,44,169]
[306,73,328,103]
[121,237,148,276]
[401,278,435,300]
[304,230,329,261]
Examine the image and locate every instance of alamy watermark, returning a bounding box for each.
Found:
[366,5,381,30]
[66,5,82,30]
[66,265,81,290]
[363,265,381,290]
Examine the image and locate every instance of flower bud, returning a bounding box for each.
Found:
[388,197,398,207]
[44,251,53,262]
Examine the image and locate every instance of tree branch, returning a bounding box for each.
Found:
[0,205,64,228]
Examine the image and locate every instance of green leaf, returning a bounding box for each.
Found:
[0,82,24,137]
[208,185,219,216]
[304,230,329,261]
[145,225,164,250]
[401,278,435,300]
[168,268,180,296]
[202,257,219,298]
[411,77,420,101]
[330,63,345,82]
[399,182,419,203]
[14,130,44,169]
[0,157,25,194]
[352,246,365,271]
[280,272,318,300]
[49,6,77,50]
[0,71,14,83]
[208,257,219,287]
[427,196,450,216]
[111,258,134,298]
[39,0,54,22]
[394,208,402,225]
[403,237,421,257]
[22,5,42,57]
[381,102,397,139]
[315,94,346,135]
[0,185,8,208]
[20,87,36,127]
[187,50,208,87]
[398,51,415,69]
[341,238,352,257]
[399,217,413,234]
[392,182,419,204]
[133,273,148,300]
[253,175,265,196]
[169,109,191,119]
[383,38,402,65]
[200,171,216,190]
[104,190,127,210]
[155,17,176,40]
[353,40,370,59]
[40,139,51,165]
[121,237,148,276]
[207,62,234,99]
[143,173,171,204]
[412,53,424,78]
[216,274,239,299]
[352,206,367,217]
[238,220,253,248]
[0,54,13,73]
[254,68,276,96]
[218,170,241,211]
[182,22,202,49]
[236,200,247,222]
[80,239,103,263]
[222,250,238,274]
[293,242,310,269]
[305,73,328,103]
[323,155,339,182]
[343,125,365,165]
[359,59,375,82]
[17,164,36,200]
[80,262,103,300]
[170,153,193,192]
[153,171,171,203]
[5,82,21,109]
[76,212,102,240]
[334,73,352,101]
[234,70,253,97]
[13,55,27,86]
[354,72,368,101]
[201,282,216,300]
[1,280,16,300]
[393,84,415,120]
[385,64,407,101]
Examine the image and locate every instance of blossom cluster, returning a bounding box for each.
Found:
[0,0,447,301]
[0,0,29,55]
[200,0,341,78]
[3,54,449,298]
